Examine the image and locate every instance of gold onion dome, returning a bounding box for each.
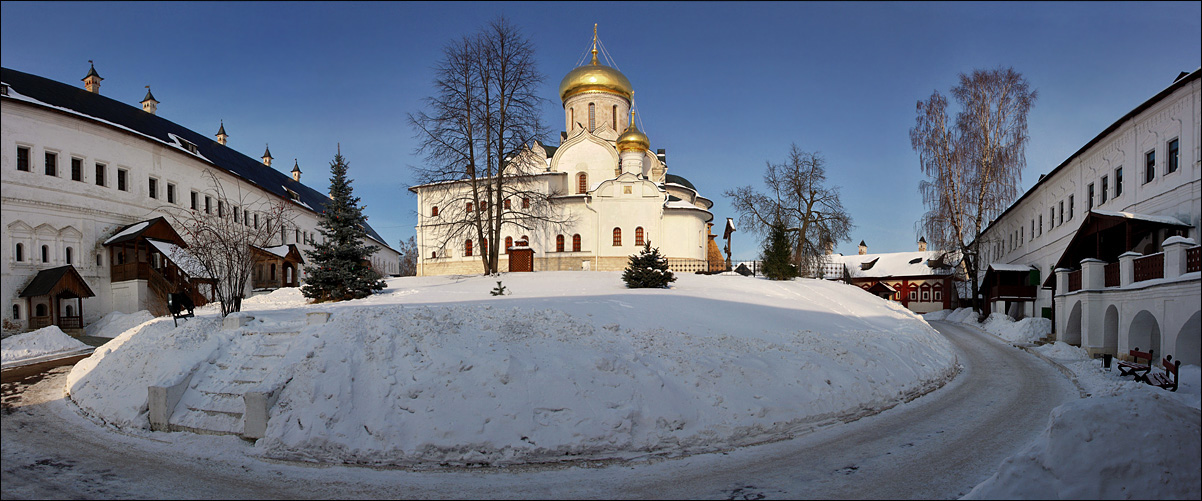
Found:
[559,27,633,102]
[617,116,650,152]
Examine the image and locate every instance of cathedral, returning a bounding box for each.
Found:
[411,29,718,276]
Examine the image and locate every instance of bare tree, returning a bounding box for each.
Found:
[397,235,418,277]
[409,16,566,274]
[725,144,853,277]
[163,170,295,316]
[912,67,1036,312]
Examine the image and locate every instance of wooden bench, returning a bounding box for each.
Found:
[1116,348,1154,382]
[1146,356,1180,392]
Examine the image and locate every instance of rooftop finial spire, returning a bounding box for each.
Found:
[590,23,599,65]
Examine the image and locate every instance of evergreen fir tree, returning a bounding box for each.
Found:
[761,220,798,280]
[302,148,386,302]
[622,241,676,288]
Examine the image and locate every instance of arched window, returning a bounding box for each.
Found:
[505,236,513,254]
[66,304,75,317]
[65,247,73,265]
[612,105,618,130]
[270,263,277,281]
[522,197,530,209]
[285,266,293,285]
[570,107,575,129]
[466,202,473,213]
[12,304,19,320]
[431,206,439,217]
[15,243,22,262]
[35,304,47,318]
[465,239,473,257]
[577,172,588,194]
[431,251,437,259]
[588,102,595,131]
[572,234,581,252]
[613,228,622,246]
[635,227,645,246]
[504,199,511,210]
[41,245,49,263]
[556,235,565,252]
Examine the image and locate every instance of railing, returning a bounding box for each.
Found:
[665,258,711,274]
[1133,253,1164,282]
[58,315,83,330]
[1104,262,1120,287]
[30,316,52,329]
[989,284,1037,299]
[1068,270,1082,292]
[111,262,151,282]
[1188,246,1201,273]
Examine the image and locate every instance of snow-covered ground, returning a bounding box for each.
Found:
[929,309,1201,499]
[1,326,92,368]
[65,272,957,466]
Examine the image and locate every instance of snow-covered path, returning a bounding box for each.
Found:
[0,320,1077,499]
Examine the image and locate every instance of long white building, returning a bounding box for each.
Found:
[2,64,399,334]
[410,31,717,276]
[977,68,1200,365]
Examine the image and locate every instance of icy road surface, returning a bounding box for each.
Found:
[0,320,1077,499]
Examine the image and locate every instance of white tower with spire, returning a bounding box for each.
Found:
[140,86,159,114]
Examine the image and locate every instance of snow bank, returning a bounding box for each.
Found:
[85,310,157,339]
[1034,341,1089,361]
[964,390,1201,500]
[980,313,1051,344]
[922,309,950,321]
[1,326,90,367]
[67,272,958,466]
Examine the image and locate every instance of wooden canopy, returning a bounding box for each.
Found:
[103,216,188,247]
[19,265,95,299]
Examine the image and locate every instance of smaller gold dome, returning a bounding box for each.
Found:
[617,120,650,153]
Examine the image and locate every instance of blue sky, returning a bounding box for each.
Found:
[3,1,1199,259]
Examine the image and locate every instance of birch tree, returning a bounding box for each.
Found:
[164,170,295,316]
[725,144,853,277]
[409,16,566,274]
[912,67,1036,312]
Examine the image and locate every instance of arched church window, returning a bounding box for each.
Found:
[466,202,473,213]
[35,304,47,318]
[522,197,530,209]
[65,247,73,265]
[15,243,23,262]
[11,304,19,320]
[556,235,565,252]
[504,199,511,210]
[465,239,473,257]
[573,234,581,252]
[588,103,596,131]
[66,305,74,317]
[612,105,618,130]
[613,228,622,246]
[431,206,438,217]
[41,245,49,263]
[505,236,513,254]
[577,173,588,194]
[635,227,645,246]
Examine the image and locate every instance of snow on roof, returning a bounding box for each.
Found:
[989,263,1036,272]
[146,239,210,278]
[261,245,291,258]
[102,221,150,245]
[1090,209,1190,227]
[664,199,699,209]
[836,250,955,279]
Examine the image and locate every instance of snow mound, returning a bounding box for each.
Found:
[243,287,308,308]
[66,272,958,466]
[945,307,979,324]
[922,309,950,321]
[1,326,90,367]
[85,310,157,339]
[1034,342,1089,361]
[980,314,1051,344]
[964,390,1202,500]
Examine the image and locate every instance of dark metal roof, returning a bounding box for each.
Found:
[1,66,391,249]
[102,217,187,247]
[664,173,696,191]
[19,265,96,298]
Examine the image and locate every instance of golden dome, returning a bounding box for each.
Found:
[617,118,649,152]
[559,54,633,102]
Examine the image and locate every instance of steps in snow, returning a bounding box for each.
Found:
[167,331,298,436]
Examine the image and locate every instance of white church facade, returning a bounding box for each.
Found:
[411,32,717,276]
[2,64,399,334]
[976,68,1200,366]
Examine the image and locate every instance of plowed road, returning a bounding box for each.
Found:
[1,321,1078,499]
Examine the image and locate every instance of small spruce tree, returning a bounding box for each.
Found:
[761,220,798,280]
[302,148,386,302]
[622,241,676,288]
